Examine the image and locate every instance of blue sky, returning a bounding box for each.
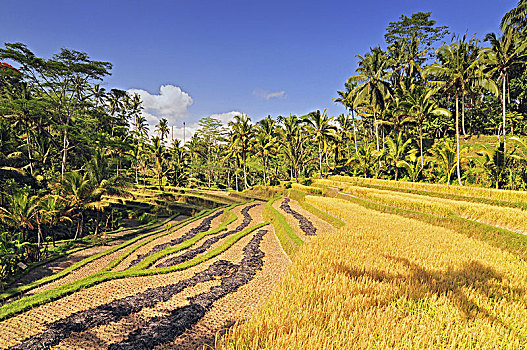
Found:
[0,0,516,138]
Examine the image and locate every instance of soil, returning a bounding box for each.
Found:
[4,216,189,296]
[127,210,225,269]
[280,198,317,235]
[155,204,258,268]
[8,231,268,350]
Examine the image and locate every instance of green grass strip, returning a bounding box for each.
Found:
[335,192,527,262]
[0,221,267,322]
[287,189,345,229]
[264,196,303,258]
[103,208,224,271]
[131,208,239,270]
[0,211,201,302]
[1,211,177,292]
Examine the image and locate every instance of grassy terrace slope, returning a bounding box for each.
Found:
[217,197,527,349]
[0,187,309,350]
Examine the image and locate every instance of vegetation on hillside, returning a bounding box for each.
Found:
[1,1,527,294]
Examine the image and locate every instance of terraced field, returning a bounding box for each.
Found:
[0,187,340,350]
[7,179,526,349]
[216,177,527,349]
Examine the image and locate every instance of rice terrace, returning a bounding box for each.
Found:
[2,0,527,349]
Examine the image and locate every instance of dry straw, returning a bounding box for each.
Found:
[216,197,527,350]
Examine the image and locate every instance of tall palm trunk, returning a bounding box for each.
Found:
[419,123,424,168]
[318,139,323,177]
[262,156,267,186]
[135,160,139,184]
[61,129,68,179]
[502,74,507,162]
[351,110,359,156]
[455,92,463,186]
[242,151,248,189]
[25,124,34,175]
[462,93,467,137]
[374,112,380,151]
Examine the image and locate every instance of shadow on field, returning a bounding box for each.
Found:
[333,256,525,323]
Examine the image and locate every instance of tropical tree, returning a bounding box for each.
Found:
[38,195,70,246]
[402,87,451,166]
[478,142,513,189]
[349,47,392,151]
[303,109,336,177]
[150,136,168,190]
[229,114,254,189]
[0,192,38,242]
[278,114,306,181]
[155,118,170,141]
[0,44,113,178]
[256,116,278,186]
[429,140,460,185]
[482,30,527,159]
[334,83,361,156]
[426,37,498,185]
[384,131,415,180]
[62,171,92,239]
[501,0,527,35]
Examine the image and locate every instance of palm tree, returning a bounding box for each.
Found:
[429,140,460,185]
[107,89,126,137]
[334,83,360,156]
[387,34,427,83]
[256,116,278,186]
[228,114,254,189]
[166,139,189,187]
[349,47,392,151]
[62,171,92,239]
[133,114,149,140]
[278,114,305,181]
[384,131,415,181]
[0,192,39,242]
[150,136,168,190]
[90,84,107,108]
[303,109,336,177]
[501,0,527,35]
[335,114,353,159]
[478,142,511,189]
[38,195,70,247]
[155,118,170,141]
[426,37,497,185]
[482,31,527,160]
[402,88,451,167]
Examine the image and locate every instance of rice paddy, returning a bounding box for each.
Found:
[3,179,527,349]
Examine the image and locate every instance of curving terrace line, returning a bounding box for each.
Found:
[8,229,268,350]
[127,209,224,269]
[155,203,258,268]
[280,198,317,235]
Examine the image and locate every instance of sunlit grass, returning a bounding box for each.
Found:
[328,175,527,205]
[216,197,527,350]
[316,179,527,234]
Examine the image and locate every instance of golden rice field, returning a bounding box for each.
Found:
[217,196,527,350]
[314,178,527,234]
[329,175,527,204]
[4,182,527,350]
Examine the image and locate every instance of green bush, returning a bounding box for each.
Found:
[138,212,157,225]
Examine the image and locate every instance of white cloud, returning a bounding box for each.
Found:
[127,85,193,127]
[208,111,242,125]
[253,89,286,100]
